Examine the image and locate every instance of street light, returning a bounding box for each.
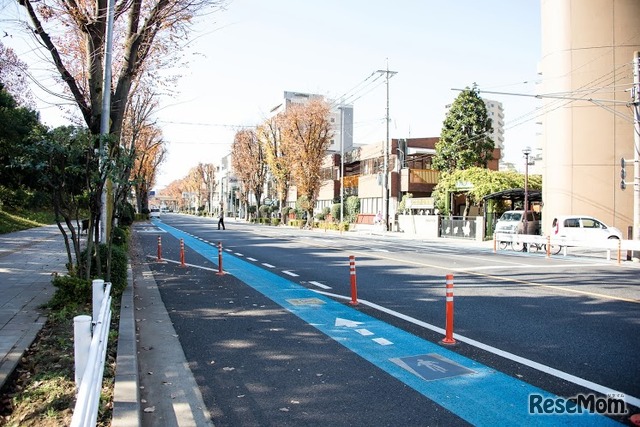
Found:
[523,146,532,235]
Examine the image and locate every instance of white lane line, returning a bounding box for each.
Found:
[262,263,275,268]
[234,253,244,257]
[247,257,257,262]
[282,270,299,277]
[312,289,640,409]
[144,255,221,272]
[372,337,393,346]
[309,281,331,289]
[355,329,374,336]
[456,263,613,271]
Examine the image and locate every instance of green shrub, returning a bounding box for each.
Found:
[47,274,92,310]
[118,202,135,226]
[81,243,128,297]
[270,218,281,226]
[331,203,341,222]
[345,196,360,223]
[112,226,129,251]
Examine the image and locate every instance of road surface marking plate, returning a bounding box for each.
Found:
[391,353,476,381]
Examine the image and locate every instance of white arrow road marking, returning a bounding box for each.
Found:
[335,318,363,328]
[418,359,447,373]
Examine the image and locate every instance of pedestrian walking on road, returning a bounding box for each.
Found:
[218,208,225,230]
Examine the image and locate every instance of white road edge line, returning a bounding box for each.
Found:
[313,289,640,409]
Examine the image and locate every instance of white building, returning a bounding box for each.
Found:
[483,98,505,151]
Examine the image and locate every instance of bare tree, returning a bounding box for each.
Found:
[15,0,227,138]
[196,163,216,215]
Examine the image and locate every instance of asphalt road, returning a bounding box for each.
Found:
[136,214,640,426]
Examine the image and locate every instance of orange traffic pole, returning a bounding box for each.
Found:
[349,255,358,305]
[441,274,456,345]
[216,241,225,276]
[180,239,186,267]
[157,236,162,262]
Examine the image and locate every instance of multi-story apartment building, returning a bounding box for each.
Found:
[483,99,505,152]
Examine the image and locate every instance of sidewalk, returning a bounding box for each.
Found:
[0,224,204,426]
[0,225,67,390]
[0,225,142,426]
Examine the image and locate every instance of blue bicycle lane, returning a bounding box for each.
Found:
[153,220,620,426]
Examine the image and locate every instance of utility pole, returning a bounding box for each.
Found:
[99,0,115,243]
[633,51,640,258]
[376,63,397,231]
[339,103,345,223]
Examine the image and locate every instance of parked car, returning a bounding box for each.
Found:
[495,210,541,235]
[149,208,161,219]
[552,215,622,240]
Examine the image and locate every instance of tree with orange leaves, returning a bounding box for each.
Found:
[258,115,290,222]
[123,87,166,213]
[281,98,333,227]
[231,128,268,221]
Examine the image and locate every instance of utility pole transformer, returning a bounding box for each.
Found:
[376,65,397,231]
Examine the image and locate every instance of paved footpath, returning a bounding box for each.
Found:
[0,225,68,390]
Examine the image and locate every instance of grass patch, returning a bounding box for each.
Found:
[0,209,54,234]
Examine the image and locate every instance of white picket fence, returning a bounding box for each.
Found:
[71,279,112,427]
[495,233,640,262]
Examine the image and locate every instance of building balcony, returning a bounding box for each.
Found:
[401,168,440,192]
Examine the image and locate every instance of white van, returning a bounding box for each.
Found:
[495,210,540,235]
[552,216,622,241]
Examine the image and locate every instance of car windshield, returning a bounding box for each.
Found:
[499,212,522,221]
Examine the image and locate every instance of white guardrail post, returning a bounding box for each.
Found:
[72,279,112,427]
[494,233,640,264]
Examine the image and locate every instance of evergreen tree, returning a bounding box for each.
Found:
[433,84,495,173]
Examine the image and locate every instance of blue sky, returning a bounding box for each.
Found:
[156,0,542,188]
[2,0,542,188]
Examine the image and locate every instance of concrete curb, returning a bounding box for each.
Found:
[112,265,141,427]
